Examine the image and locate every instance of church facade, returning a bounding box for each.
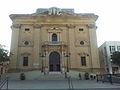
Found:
[10,7,101,73]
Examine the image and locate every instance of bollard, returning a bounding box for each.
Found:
[65,72,67,79]
[78,73,82,80]
[109,74,112,84]
[67,76,70,89]
[7,76,8,89]
[96,75,98,82]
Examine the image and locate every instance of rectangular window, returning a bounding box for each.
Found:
[109,46,112,53]
[104,47,107,56]
[23,56,28,66]
[111,46,115,52]
[110,55,112,59]
[117,46,120,51]
[81,56,86,66]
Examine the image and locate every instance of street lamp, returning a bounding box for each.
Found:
[64,53,70,72]
[40,53,46,72]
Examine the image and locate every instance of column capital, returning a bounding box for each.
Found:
[66,24,76,28]
[34,24,42,29]
[11,24,21,28]
[87,24,97,29]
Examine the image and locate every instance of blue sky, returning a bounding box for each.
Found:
[0,0,120,50]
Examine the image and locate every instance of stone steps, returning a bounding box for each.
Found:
[35,73,65,80]
[7,71,66,80]
[7,70,95,80]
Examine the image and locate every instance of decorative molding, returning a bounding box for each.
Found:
[47,27,62,33]
[21,52,31,56]
[12,24,21,28]
[78,52,89,56]
[10,8,98,21]
[87,24,97,29]
[34,24,42,28]
[66,24,76,28]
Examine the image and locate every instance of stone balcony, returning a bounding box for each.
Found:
[42,41,67,46]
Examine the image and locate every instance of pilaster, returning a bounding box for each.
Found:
[66,24,75,68]
[33,24,41,68]
[87,24,100,72]
[10,24,21,69]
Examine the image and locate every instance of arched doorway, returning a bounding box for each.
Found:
[49,51,60,71]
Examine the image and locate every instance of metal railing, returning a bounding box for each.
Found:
[67,76,74,90]
[0,75,8,90]
[96,74,120,84]
[42,41,67,46]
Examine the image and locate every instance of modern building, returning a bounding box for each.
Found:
[99,41,120,74]
[9,7,101,74]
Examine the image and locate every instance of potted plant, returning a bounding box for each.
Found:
[84,72,89,80]
[20,73,26,80]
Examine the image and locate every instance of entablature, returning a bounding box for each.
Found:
[10,7,98,22]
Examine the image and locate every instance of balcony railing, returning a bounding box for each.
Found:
[42,41,67,46]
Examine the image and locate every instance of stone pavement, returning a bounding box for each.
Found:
[2,79,120,90]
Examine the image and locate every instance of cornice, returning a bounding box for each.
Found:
[9,7,98,21]
[33,24,42,28]
[12,24,21,28]
[87,24,97,29]
[66,24,76,28]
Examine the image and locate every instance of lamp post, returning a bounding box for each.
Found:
[64,53,70,72]
[40,53,46,72]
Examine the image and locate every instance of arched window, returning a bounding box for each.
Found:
[52,33,57,41]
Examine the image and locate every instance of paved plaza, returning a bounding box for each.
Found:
[1,70,120,90]
[2,79,120,90]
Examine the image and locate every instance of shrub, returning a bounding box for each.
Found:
[20,73,26,80]
[84,72,89,80]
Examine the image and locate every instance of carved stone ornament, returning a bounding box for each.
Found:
[35,7,75,16]
[78,52,89,56]
[48,7,61,15]
[66,24,76,28]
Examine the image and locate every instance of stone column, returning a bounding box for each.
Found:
[50,33,52,41]
[57,32,60,42]
[48,32,50,41]
[45,51,49,73]
[61,47,65,73]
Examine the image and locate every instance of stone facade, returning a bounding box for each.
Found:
[9,7,101,73]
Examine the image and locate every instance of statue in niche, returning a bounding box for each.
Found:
[48,7,61,15]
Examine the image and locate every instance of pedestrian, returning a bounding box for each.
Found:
[65,72,67,79]
[78,73,82,80]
